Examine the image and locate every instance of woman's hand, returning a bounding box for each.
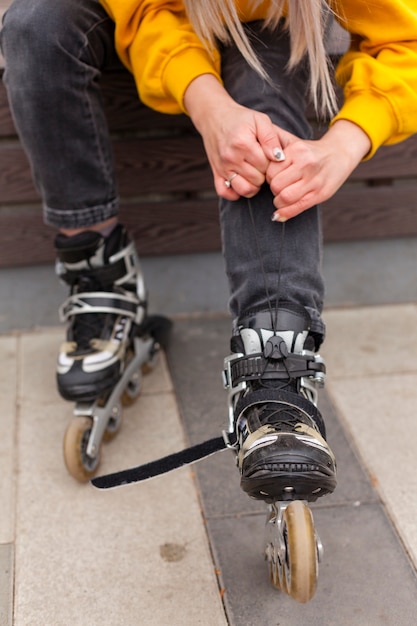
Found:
[184,76,371,215]
[184,74,283,199]
[266,120,371,221]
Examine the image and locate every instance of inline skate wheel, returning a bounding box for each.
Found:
[138,314,173,375]
[63,416,102,482]
[282,500,318,603]
[121,369,142,406]
[103,400,123,441]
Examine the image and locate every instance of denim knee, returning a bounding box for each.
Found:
[1,0,110,83]
[2,0,70,62]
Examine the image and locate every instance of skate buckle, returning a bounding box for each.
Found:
[223,353,247,435]
[222,428,238,450]
[222,352,244,389]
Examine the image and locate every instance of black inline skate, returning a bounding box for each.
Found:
[223,303,336,602]
[55,224,171,482]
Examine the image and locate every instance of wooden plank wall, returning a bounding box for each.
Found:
[1,60,417,268]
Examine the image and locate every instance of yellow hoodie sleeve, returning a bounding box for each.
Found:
[100,0,221,114]
[332,0,417,157]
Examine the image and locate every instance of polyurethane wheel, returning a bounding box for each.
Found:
[282,500,318,603]
[120,370,142,407]
[103,411,124,441]
[103,400,123,441]
[63,416,101,482]
[118,344,144,407]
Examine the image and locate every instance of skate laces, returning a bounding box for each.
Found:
[248,197,293,393]
[247,198,312,404]
[255,402,307,432]
[69,275,118,352]
[71,313,108,351]
[248,199,285,335]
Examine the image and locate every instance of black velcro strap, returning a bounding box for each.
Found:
[235,387,326,438]
[91,436,226,490]
[62,257,128,288]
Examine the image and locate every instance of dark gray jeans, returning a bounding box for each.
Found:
[0,0,325,338]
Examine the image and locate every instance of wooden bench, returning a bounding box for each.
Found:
[1,17,416,268]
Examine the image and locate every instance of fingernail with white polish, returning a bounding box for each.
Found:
[273,148,286,162]
[271,212,288,223]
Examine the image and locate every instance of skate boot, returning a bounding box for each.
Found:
[222,303,336,602]
[55,224,146,401]
[55,224,171,481]
[223,303,336,502]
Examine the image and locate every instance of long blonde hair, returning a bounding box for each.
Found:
[183,0,337,117]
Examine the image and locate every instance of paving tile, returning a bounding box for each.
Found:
[329,373,417,570]
[0,336,17,543]
[11,329,226,626]
[18,329,62,405]
[322,304,417,378]
[323,304,417,569]
[0,543,13,626]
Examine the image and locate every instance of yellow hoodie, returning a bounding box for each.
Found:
[100,0,417,157]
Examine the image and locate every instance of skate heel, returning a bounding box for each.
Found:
[241,460,337,504]
[265,499,323,603]
[63,314,171,482]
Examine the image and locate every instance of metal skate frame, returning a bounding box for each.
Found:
[74,335,156,460]
[222,352,246,449]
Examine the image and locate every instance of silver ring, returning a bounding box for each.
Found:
[224,173,238,189]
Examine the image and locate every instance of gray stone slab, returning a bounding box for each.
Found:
[207,504,417,625]
[0,543,13,626]
[166,316,417,625]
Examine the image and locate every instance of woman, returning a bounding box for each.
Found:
[99,0,416,502]
[1,0,416,502]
